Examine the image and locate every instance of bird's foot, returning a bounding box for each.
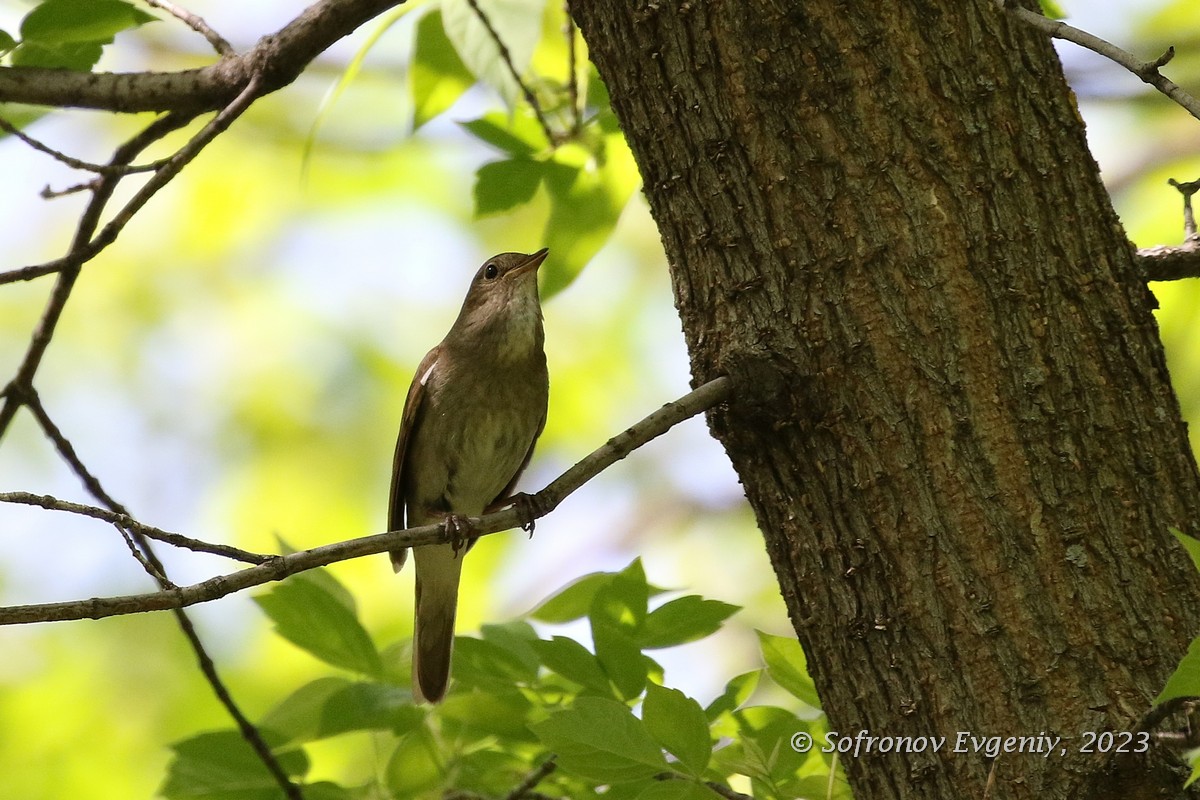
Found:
[509,492,548,537]
[443,514,475,556]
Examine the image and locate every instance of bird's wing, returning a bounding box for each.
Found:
[491,407,547,509]
[388,346,440,571]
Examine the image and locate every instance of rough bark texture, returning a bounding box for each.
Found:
[572,1,1200,798]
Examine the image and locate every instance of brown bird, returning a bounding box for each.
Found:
[388,249,550,703]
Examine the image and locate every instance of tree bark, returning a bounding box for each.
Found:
[572,1,1200,797]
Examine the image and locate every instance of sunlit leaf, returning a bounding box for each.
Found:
[1157,635,1200,704]
[412,8,474,129]
[302,1,419,176]
[460,110,550,157]
[254,574,383,678]
[640,596,740,649]
[541,115,640,296]
[531,697,668,783]
[532,635,612,693]
[160,730,307,800]
[474,158,545,217]
[1173,528,1200,573]
[705,670,760,721]
[635,781,726,800]
[10,40,103,70]
[21,0,155,45]
[758,631,822,710]
[0,30,15,55]
[643,684,712,776]
[385,726,442,795]
[531,570,616,623]
[261,677,421,744]
[441,0,546,106]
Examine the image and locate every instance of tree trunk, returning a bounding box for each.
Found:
[571,1,1200,797]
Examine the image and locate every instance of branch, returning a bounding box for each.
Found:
[0,0,404,114]
[999,1,1200,122]
[142,0,235,57]
[0,376,732,626]
[0,492,269,564]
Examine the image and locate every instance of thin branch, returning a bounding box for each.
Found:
[0,493,270,564]
[463,0,557,145]
[0,115,165,176]
[504,756,558,800]
[0,74,261,291]
[999,1,1200,121]
[1134,178,1200,281]
[0,112,193,440]
[0,376,733,626]
[564,6,581,136]
[20,374,300,799]
[142,0,236,56]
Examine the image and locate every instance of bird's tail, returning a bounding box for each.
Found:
[411,544,462,703]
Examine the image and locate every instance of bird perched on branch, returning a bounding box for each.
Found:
[388,248,550,703]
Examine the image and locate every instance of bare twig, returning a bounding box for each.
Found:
[142,0,236,56]
[0,492,270,564]
[1168,178,1200,242]
[999,1,1200,121]
[564,5,581,136]
[0,115,166,176]
[463,0,557,145]
[0,111,194,441]
[504,756,559,800]
[0,376,733,626]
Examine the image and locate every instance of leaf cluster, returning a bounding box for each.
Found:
[161,559,848,800]
[0,0,155,70]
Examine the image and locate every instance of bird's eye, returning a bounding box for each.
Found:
[483,263,499,280]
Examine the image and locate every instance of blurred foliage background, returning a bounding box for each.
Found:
[0,0,1197,797]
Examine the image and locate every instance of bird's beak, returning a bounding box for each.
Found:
[510,248,549,278]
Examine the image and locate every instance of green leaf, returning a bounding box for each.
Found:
[758,631,821,709]
[636,781,727,800]
[532,571,617,623]
[261,678,422,744]
[480,620,542,674]
[301,2,417,177]
[254,574,383,677]
[452,633,539,689]
[640,596,740,649]
[643,684,712,776]
[9,40,103,70]
[0,30,16,55]
[411,8,474,129]
[474,158,544,217]
[1187,750,1200,788]
[590,562,654,700]
[1173,528,1200,573]
[440,687,536,740]
[21,0,155,45]
[385,726,443,796]
[160,730,307,800]
[1157,635,1200,704]
[541,120,641,296]
[441,0,546,106]
[532,635,612,693]
[705,670,760,721]
[460,110,549,157]
[1038,0,1066,19]
[531,696,669,783]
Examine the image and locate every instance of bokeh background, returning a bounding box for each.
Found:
[0,0,1195,797]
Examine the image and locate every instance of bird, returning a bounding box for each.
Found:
[388,248,550,703]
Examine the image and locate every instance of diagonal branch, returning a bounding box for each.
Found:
[0,492,270,564]
[0,376,733,626]
[999,0,1200,122]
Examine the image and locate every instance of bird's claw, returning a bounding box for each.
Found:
[511,492,545,537]
[444,514,475,556]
